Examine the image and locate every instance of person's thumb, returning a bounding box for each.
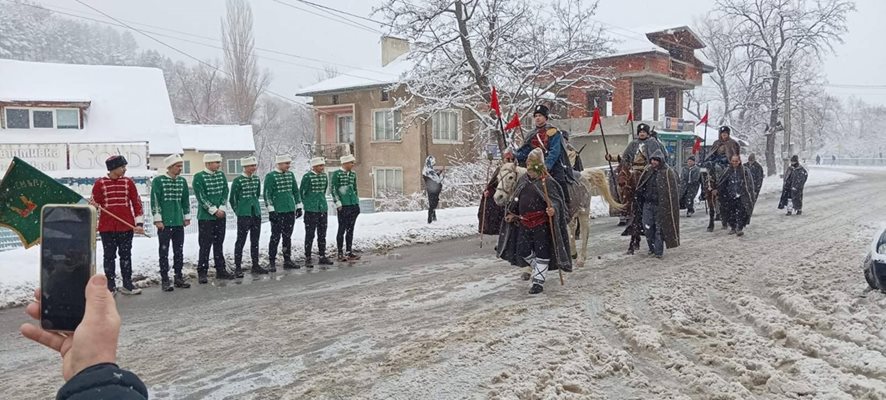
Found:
[83,275,119,323]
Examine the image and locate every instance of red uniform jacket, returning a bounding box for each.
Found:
[92,176,144,233]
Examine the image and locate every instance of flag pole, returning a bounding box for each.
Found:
[89,199,151,238]
[701,106,709,162]
[594,109,619,199]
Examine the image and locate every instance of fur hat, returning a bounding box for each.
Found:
[163,154,183,169]
[105,155,127,171]
[533,104,549,119]
[241,156,257,167]
[687,155,696,162]
[275,154,292,164]
[719,126,731,135]
[310,157,326,167]
[790,155,799,163]
[340,154,356,164]
[637,123,650,134]
[203,153,222,163]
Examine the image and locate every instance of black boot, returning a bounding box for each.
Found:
[198,271,208,284]
[319,256,334,266]
[337,251,347,262]
[216,268,236,280]
[234,266,244,279]
[174,276,191,288]
[796,210,802,215]
[304,257,314,269]
[283,258,299,269]
[347,252,361,261]
[529,283,544,295]
[161,279,174,292]
[251,264,269,274]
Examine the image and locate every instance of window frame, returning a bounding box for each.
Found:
[183,160,192,175]
[226,159,242,174]
[2,107,82,130]
[431,109,462,144]
[336,114,355,144]
[371,108,402,143]
[372,166,404,197]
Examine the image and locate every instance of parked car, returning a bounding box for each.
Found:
[863,226,886,293]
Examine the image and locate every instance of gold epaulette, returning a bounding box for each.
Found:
[546,128,558,137]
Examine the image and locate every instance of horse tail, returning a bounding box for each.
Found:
[582,168,623,211]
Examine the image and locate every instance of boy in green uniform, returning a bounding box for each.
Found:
[151,154,192,292]
[332,154,360,261]
[264,155,302,271]
[230,156,268,277]
[301,157,333,268]
[193,153,233,283]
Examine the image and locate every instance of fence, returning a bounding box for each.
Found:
[828,158,886,166]
[0,196,376,252]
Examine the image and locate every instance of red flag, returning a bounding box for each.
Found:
[490,86,501,118]
[692,137,703,154]
[588,107,602,133]
[504,113,521,131]
[699,109,709,125]
[625,109,634,125]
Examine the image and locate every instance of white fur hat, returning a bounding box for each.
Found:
[340,154,356,164]
[203,153,222,163]
[241,156,257,167]
[275,154,292,164]
[163,154,184,169]
[310,157,326,167]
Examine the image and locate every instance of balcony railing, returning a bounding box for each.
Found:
[311,143,355,164]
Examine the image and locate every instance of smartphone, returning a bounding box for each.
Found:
[40,204,97,333]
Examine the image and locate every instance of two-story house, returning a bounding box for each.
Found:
[176,124,256,184]
[296,36,478,200]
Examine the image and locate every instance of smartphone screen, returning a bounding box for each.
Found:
[40,206,95,332]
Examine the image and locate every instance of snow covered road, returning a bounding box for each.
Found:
[2,166,885,399]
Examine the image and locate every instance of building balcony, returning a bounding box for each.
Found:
[311,142,355,165]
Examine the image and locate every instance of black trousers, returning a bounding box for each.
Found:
[268,212,295,263]
[100,231,134,290]
[726,197,748,230]
[517,225,552,261]
[158,226,185,280]
[336,205,360,254]
[427,192,440,222]
[304,211,328,258]
[197,219,226,273]
[235,216,261,268]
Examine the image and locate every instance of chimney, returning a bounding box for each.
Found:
[381,35,410,67]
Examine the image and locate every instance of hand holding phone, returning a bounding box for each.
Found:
[21,275,121,381]
[40,205,96,333]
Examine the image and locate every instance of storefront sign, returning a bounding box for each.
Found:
[69,143,148,170]
[0,144,67,171]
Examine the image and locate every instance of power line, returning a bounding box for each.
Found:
[290,0,393,27]
[270,0,383,35]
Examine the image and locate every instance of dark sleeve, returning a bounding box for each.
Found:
[57,363,148,400]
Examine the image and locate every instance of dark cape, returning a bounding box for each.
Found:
[746,161,764,195]
[679,165,702,210]
[778,164,808,210]
[636,162,681,249]
[717,165,757,226]
[497,174,572,271]
[478,167,505,235]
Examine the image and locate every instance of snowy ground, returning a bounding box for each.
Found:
[1,166,882,400]
[0,167,858,308]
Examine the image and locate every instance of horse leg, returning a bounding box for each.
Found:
[578,211,589,268]
[568,216,578,260]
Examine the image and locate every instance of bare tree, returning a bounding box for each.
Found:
[375,0,612,151]
[222,0,270,125]
[173,60,229,124]
[715,0,854,175]
[253,97,315,174]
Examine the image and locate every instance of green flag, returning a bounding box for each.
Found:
[0,157,84,248]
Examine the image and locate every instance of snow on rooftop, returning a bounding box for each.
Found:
[0,59,182,155]
[176,124,256,152]
[296,54,414,96]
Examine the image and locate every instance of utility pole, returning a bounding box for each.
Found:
[783,61,792,174]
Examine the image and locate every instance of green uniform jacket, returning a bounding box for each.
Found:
[263,169,301,213]
[330,169,359,207]
[229,173,262,217]
[150,174,191,227]
[193,169,230,221]
[300,171,329,213]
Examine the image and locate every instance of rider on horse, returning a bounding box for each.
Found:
[708,126,741,167]
[505,104,575,208]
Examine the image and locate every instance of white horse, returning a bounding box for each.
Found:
[493,162,622,268]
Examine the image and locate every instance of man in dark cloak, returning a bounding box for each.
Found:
[634,150,680,258]
[778,155,808,215]
[717,154,757,236]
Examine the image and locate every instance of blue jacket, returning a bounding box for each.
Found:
[515,124,563,171]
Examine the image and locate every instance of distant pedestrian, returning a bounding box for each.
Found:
[745,153,765,198]
[423,156,444,224]
[815,154,821,165]
[832,155,837,165]
[779,155,808,216]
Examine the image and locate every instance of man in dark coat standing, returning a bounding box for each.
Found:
[779,155,808,215]
[718,155,757,236]
[745,153,765,198]
[679,156,702,217]
[634,150,680,258]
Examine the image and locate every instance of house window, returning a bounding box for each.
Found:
[332,95,339,105]
[56,109,80,129]
[226,159,242,173]
[373,167,403,195]
[373,109,401,141]
[432,110,460,143]
[4,109,30,129]
[337,115,354,144]
[381,90,390,101]
[183,161,191,174]
[32,110,54,128]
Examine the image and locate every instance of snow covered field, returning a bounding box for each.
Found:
[0,167,860,308]
[0,167,883,399]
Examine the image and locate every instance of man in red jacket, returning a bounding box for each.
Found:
[91,156,145,295]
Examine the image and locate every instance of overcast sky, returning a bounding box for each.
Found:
[38,0,886,106]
